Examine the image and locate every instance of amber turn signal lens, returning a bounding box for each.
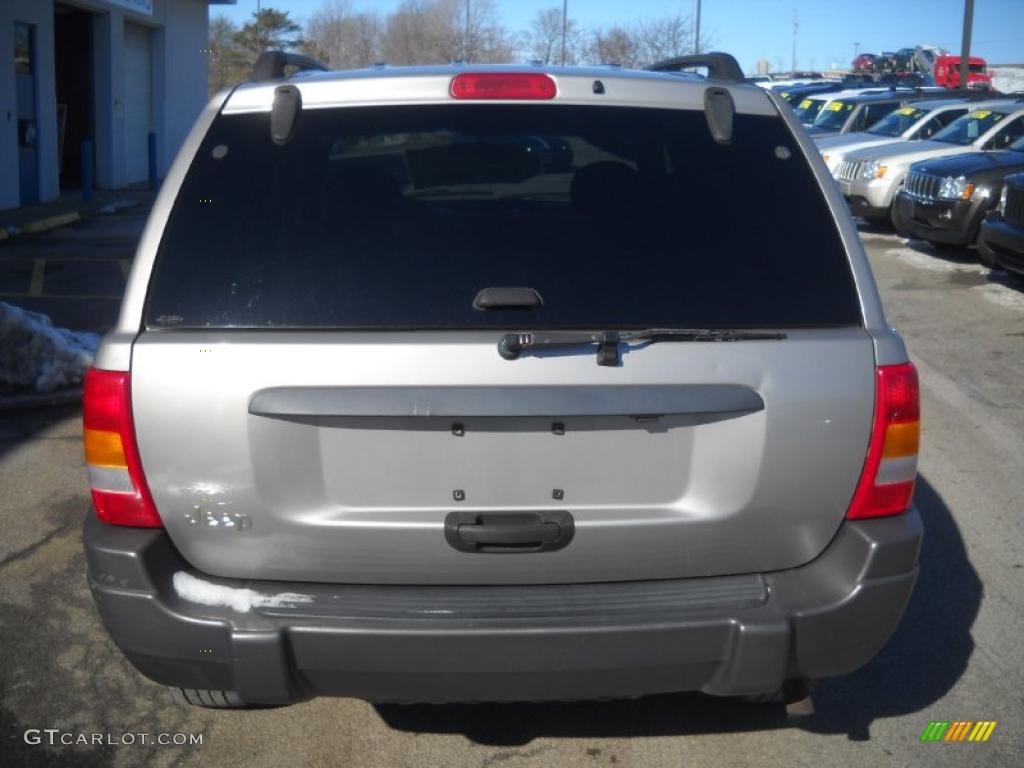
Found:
[83,428,127,468]
[882,421,920,459]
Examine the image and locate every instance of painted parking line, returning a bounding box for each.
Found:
[29,258,46,296]
[0,256,128,301]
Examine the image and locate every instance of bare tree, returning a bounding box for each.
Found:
[587,26,641,68]
[380,0,457,64]
[379,0,512,65]
[635,14,699,64]
[299,1,713,72]
[456,0,515,63]
[527,6,582,65]
[304,0,382,68]
[584,13,712,68]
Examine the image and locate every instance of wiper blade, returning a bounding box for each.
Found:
[498,329,787,366]
[621,328,787,343]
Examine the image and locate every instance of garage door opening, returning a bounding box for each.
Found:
[123,21,153,186]
[54,3,94,192]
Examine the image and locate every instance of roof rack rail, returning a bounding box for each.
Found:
[250,50,329,82]
[647,53,744,83]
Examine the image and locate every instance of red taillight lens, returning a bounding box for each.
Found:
[847,362,920,519]
[450,72,557,100]
[83,369,162,527]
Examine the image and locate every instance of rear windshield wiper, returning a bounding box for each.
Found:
[498,329,787,366]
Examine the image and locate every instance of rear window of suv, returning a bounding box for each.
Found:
[145,103,861,329]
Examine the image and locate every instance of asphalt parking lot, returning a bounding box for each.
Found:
[0,203,149,332]
[1,213,1023,767]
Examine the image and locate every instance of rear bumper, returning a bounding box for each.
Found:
[979,219,1024,275]
[84,509,922,704]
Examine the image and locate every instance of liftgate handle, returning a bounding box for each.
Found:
[444,511,575,553]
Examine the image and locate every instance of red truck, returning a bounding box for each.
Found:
[850,48,993,90]
[933,54,992,88]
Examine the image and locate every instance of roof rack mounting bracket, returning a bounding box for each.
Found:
[703,87,735,145]
[647,52,744,83]
[250,50,329,82]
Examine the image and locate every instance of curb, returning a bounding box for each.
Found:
[0,387,83,411]
[19,211,82,235]
[1,194,150,244]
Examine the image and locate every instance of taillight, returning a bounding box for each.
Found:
[450,72,556,100]
[847,362,920,519]
[83,369,162,527]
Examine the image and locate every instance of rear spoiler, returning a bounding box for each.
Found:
[647,53,744,83]
[250,50,329,82]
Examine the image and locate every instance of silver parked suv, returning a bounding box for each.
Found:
[83,53,923,708]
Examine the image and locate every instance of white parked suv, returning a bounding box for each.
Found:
[818,99,974,175]
[835,101,1024,223]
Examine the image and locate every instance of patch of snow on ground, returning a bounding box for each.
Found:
[883,248,1024,310]
[859,230,905,243]
[98,200,139,215]
[0,302,99,393]
[992,66,1024,95]
[976,281,1024,311]
[173,571,314,614]
[885,247,986,274]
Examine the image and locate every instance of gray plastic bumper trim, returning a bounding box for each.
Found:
[84,508,921,704]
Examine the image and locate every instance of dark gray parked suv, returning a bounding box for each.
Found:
[83,53,922,708]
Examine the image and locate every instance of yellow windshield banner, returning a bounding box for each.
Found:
[969,110,992,119]
[826,101,846,112]
[799,100,811,109]
[896,107,918,116]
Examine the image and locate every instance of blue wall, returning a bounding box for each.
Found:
[0,0,214,210]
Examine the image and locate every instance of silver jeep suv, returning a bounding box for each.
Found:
[82,53,922,708]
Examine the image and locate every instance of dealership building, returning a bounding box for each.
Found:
[1,0,232,211]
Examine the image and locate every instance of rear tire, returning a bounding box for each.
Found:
[975,231,998,269]
[861,210,890,227]
[170,687,250,709]
[890,203,909,237]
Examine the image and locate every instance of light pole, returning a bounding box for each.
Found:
[959,0,974,89]
[791,7,798,73]
[560,0,568,66]
[694,0,701,55]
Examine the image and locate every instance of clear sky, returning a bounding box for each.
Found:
[214,0,1024,72]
